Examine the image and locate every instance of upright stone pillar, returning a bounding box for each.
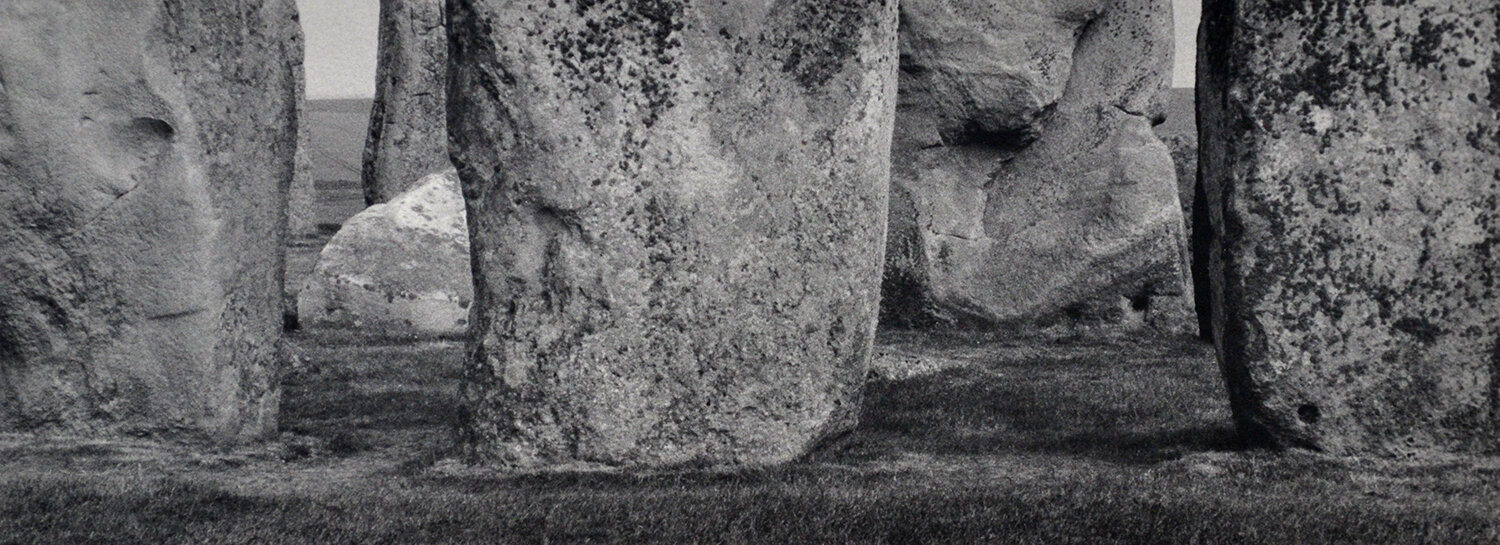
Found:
[362,0,449,205]
[290,107,318,238]
[449,0,899,467]
[882,0,1188,330]
[1200,0,1500,455]
[0,1,302,442]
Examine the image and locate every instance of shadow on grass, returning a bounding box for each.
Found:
[825,334,1240,465]
[8,330,1499,544]
[280,326,1237,465]
[279,328,464,457]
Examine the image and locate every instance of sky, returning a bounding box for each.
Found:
[298,0,1202,99]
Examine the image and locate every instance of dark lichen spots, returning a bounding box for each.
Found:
[1410,18,1447,68]
[773,1,873,90]
[1488,19,1500,112]
[546,0,687,128]
[1486,338,1500,428]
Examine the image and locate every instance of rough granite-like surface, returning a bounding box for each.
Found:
[362,0,450,205]
[449,0,898,467]
[883,0,1188,330]
[281,19,319,329]
[0,1,302,442]
[299,170,471,336]
[290,105,318,238]
[1199,0,1500,456]
[1165,133,1213,339]
[1164,134,1197,242]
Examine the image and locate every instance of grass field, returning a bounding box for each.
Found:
[2,327,1496,544]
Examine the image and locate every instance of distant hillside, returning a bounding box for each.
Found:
[306,98,372,182]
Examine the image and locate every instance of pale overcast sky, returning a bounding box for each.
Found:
[298,0,1202,99]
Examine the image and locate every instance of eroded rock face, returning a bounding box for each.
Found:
[283,85,320,324]
[1163,134,1197,241]
[1164,133,1213,339]
[362,0,450,205]
[290,108,318,238]
[1199,0,1500,456]
[0,1,302,441]
[299,170,471,336]
[883,0,1188,330]
[449,0,898,467]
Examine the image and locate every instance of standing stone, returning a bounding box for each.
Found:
[362,0,450,205]
[283,66,320,326]
[0,1,302,442]
[1200,0,1500,455]
[1163,134,1198,242]
[290,109,318,238]
[449,0,898,467]
[882,0,1189,330]
[299,170,471,336]
[1164,133,1215,339]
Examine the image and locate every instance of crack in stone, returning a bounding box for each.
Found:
[79,181,141,230]
[148,308,206,321]
[1114,102,1149,119]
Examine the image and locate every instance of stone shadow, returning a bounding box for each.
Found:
[821,334,1239,465]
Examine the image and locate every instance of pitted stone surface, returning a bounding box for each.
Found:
[0,1,302,441]
[449,0,898,467]
[882,0,1188,329]
[1199,0,1500,456]
[362,0,450,205]
[299,170,471,336]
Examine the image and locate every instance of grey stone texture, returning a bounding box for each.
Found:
[1199,0,1500,456]
[283,74,319,325]
[1164,134,1197,243]
[0,1,302,441]
[882,0,1189,330]
[449,0,899,467]
[299,170,471,336]
[362,0,450,205]
[290,107,318,238]
[1164,133,1214,339]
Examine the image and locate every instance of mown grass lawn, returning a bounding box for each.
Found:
[2,328,1496,544]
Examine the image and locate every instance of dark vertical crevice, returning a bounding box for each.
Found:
[1197,0,1280,449]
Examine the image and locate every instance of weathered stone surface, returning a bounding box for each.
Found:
[449,0,898,467]
[299,170,471,336]
[362,0,450,205]
[290,109,318,238]
[283,79,319,326]
[1164,134,1197,239]
[1199,0,1500,456]
[1187,133,1216,342]
[882,0,1188,330]
[0,1,302,441]
[1164,133,1213,339]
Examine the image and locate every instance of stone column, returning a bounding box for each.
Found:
[290,108,318,238]
[1199,0,1500,455]
[0,0,302,442]
[362,0,450,205]
[449,0,898,467]
[881,0,1189,331]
